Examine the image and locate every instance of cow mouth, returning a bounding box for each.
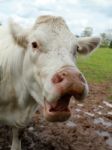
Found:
[43,94,72,122]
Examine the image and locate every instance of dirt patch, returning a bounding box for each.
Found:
[0,83,112,150]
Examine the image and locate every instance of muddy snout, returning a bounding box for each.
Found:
[52,66,88,100]
[43,66,88,122]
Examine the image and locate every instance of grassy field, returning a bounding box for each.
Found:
[77,48,112,83]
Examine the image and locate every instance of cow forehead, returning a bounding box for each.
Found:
[31,15,76,48]
[29,15,78,70]
[33,15,69,31]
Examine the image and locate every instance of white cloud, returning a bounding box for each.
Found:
[59,0,80,5]
[91,0,112,6]
[33,0,56,5]
[0,0,111,35]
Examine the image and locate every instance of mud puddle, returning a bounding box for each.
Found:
[96,130,112,148]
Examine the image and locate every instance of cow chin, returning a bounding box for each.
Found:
[43,94,72,122]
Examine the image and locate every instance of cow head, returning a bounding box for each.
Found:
[10,15,100,122]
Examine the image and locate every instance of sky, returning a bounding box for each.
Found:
[0,0,112,36]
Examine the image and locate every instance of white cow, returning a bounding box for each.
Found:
[0,15,100,150]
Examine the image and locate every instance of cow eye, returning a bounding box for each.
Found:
[76,45,79,51]
[32,42,38,48]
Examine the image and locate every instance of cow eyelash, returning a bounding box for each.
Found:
[32,42,38,49]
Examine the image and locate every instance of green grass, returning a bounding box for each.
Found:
[77,48,112,83]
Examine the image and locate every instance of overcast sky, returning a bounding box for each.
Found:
[0,0,112,35]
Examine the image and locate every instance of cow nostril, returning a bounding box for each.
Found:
[52,71,68,84]
[52,74,64,84]
[61,71,67,77]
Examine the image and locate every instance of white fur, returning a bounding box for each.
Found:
[0,15,100,150]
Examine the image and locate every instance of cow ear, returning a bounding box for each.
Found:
[77,37,101,55]
[9,20,28,48]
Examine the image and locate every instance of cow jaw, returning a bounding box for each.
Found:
[43,94,72,122]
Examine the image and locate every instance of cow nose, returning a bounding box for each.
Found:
[52,71,68,84]
[52,67,87,100]
[52,69,85,84]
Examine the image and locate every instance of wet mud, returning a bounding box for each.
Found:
[0,83,112,150]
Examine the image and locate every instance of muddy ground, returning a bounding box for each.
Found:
[0,83,112,150]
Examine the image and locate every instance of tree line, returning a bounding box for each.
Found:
[80,27,112,48]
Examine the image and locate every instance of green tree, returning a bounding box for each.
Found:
[100,33,108,47]
[109,41,112,48]
[81,27,93,37]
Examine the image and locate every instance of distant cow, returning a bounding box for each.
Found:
[0,15,100,150]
